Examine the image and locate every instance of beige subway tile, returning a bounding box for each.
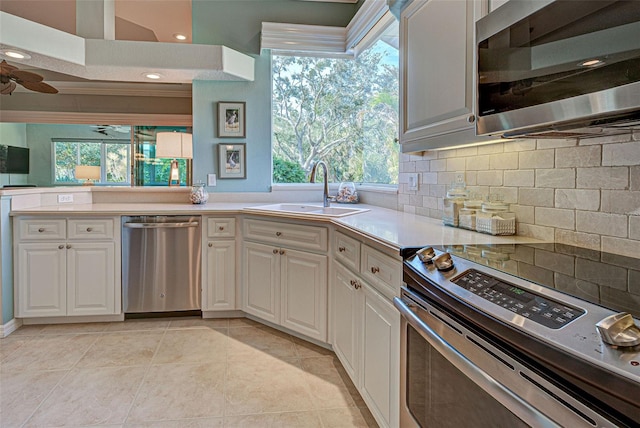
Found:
[517,223,555,241]
[430,208,443,219]
[489,186,517,203]
[477,142,504,154]
[398,194,410,205]
[446,157,467,171]
[554,229,600,251]
[422,172,438,184]
[456,146,478,157]
[431,159,447,171]
[511,204,534,224]
[536,139,577,149]
[400,162,416,173]
[464,171,477,186]
[504,170,534,187]
[576,211,627,237]
[416,206,430,217]
[403,205,416,214]
[555,189,600,210]
[400,153,414,162]
[602,141,640,166]
[602,236,640,258]
[535,207,575,229]
[535,168,575,188]
[467,185,490,197]
[422,196,438,209]
[476,170,503,186]
[630,215,640,240]
[519,188,554,207]
[438,171,457,186]
[430,184,446,197]
[417,185,431,196]
[556,146,601,168]
[601,190,640,215]
[409,194,421,206]
[398,172,410,184]
[578,133,632,146]
[438,149,458,159]
[416,160,431,171]
[465,155,490,171]
[576,167,628,189]
[504,140,536,152]
[519,149,554,169]
[631,166,640,190]
[489,152,519,170]
[420,151,439,160]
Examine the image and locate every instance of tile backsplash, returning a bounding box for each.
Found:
[399,131,640,257]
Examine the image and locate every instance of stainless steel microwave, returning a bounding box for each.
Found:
[476,0,640,138]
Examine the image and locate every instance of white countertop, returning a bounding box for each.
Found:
[11,201,545,250]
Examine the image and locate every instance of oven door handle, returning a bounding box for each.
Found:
[394,296,560,428]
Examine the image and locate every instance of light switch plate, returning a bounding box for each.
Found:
[408,173,419,191]
[58,194,73,203]
[207,173,217,186]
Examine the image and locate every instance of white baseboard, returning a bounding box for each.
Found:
[202,310,244,319]
[21,314,125,325]
[0,318,23,337]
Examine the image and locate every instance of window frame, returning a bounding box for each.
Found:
[51,139,131,186]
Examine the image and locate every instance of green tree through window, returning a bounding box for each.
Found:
[272,38,399,184]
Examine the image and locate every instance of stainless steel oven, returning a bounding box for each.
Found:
[396,244,640,427]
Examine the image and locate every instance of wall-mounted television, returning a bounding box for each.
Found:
[0,145,30,174]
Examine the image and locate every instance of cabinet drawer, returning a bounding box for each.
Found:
[334,231,360,272]
[244,218,327,252]
[207,217,236,238]
[360,245,401,299]
[68,218,114,240]
[19,219,66,240]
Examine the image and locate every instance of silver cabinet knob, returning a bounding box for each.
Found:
[467,114,475,123]
[596,313,640,347]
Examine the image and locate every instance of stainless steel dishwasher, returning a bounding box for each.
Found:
[122,216,201,314]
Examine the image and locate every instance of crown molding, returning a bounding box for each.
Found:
[0,111,192,126]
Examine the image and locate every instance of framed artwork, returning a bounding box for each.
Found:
[218,143,246,179]
[217,101,246,138]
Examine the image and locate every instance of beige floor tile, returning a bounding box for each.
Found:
[152,329,227,365]
[0,335,37,362]
[301,356,361,409]
[76,332,164,368]
[0,369,67,427]
[225,356,314,416]
[1,334,98,372]
[104,319,170,332]
[228,317,261,328]
[38,322,110,335]
[127,362,226,423]
[125,418,223,427]
[7,324,47,336]
[224,410,323,427]
[24,366,147,427]
[168,317,229,330]
[227,325,297,360]
[292,337,334,358]
[318,406,379,428]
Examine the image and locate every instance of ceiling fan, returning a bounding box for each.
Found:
[0,60,59,95]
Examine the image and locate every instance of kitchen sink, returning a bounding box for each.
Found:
[244,203,369,218]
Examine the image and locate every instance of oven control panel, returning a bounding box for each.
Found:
[454,269,585,329]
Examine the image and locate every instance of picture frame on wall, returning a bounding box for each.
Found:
[217,101,246,138]
[218,143,246,179]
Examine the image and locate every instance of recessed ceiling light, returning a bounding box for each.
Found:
[173,33,188,41]
[580,59,604,67]
[144,73,162,80]
[1,50,31,60]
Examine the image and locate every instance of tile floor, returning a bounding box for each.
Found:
[0,318,377,428]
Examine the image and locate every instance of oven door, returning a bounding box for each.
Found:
[394,288,614,428]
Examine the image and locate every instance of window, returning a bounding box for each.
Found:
[53,140,130,185]
[272,23,399,185]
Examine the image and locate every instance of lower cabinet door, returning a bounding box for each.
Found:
[242,241,280,323]
[280,248,327,341]
[331,261,361,383]
[205,240,236,311]
[16,243,67,317]
[361,283,400,428]
[67,242,116,316]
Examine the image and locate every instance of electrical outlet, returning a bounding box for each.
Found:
[408,173,419,191]
[207,173,217,186]
[58,194,73,203]
[455,172,465,185]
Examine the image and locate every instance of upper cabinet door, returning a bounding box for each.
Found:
[400,0,488,152]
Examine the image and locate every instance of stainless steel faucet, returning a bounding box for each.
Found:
[310,161,331,207]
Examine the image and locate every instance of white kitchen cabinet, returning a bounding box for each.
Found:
[489,0,509,12]
[14,217,120,318]
[330,231,400,428]
[242,218,328,342]
[400,0,490,152]
[203,217,237,311]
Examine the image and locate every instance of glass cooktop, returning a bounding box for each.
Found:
[404,243,640,318]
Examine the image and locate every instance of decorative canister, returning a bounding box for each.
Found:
[475,198,516,235]
[189,182,209,204]
[443,185,468,227]
[336,182,358,203]
[458,198,483,230]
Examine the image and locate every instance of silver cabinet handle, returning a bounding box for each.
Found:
[58,244,64,249]
[86,227,93,232]
[38,228,45,233]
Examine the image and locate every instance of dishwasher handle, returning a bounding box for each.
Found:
[123,221,199,229]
